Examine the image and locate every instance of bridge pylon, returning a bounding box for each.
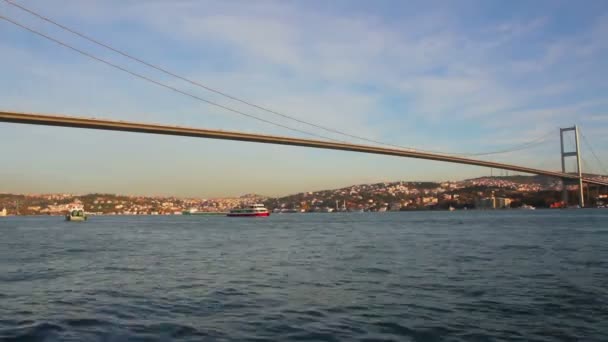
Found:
[560,125,584,207]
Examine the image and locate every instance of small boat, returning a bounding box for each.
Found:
[449,206,455,211]
[65,205,87,221]
[273,208,299,214]
[0,208,7,217]
[227,203,270,217]
[519,204,536,210]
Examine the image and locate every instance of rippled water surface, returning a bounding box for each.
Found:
[1,211,607,341]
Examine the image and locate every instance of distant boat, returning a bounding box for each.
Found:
[273,208,299,214]
[0,207,7,217]
[449,206,455,211]
[519,204,536,210]
[65,205,87,221]
[227,203,270,217]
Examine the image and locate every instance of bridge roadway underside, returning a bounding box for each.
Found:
[1,110,607,187]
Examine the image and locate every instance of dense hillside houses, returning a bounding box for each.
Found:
[0,193,267,216]
[265,175,605,211]
[1,175,607,215]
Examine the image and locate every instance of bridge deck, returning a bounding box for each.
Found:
[1,110,607,187]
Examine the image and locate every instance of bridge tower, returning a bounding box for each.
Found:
[560,125,584,207]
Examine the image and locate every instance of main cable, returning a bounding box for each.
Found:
[469,130,554,157]
[0,14,348,142]
[580,130,608,175]
[2,0,430,151]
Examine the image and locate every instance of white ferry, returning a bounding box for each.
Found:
[227,203,270,217]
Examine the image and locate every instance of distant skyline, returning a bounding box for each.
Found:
[1,0,607,197]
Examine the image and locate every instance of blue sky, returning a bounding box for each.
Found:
[1,0,607,197]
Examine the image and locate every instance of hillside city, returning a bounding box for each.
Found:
[1,175,607,216]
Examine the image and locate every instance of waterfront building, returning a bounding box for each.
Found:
[476,195,512,209]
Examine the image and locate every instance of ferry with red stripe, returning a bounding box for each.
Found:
[227,203,270,217]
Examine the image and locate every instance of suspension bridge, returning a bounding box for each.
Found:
[1,110,607,207]
[1,1,607,208]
